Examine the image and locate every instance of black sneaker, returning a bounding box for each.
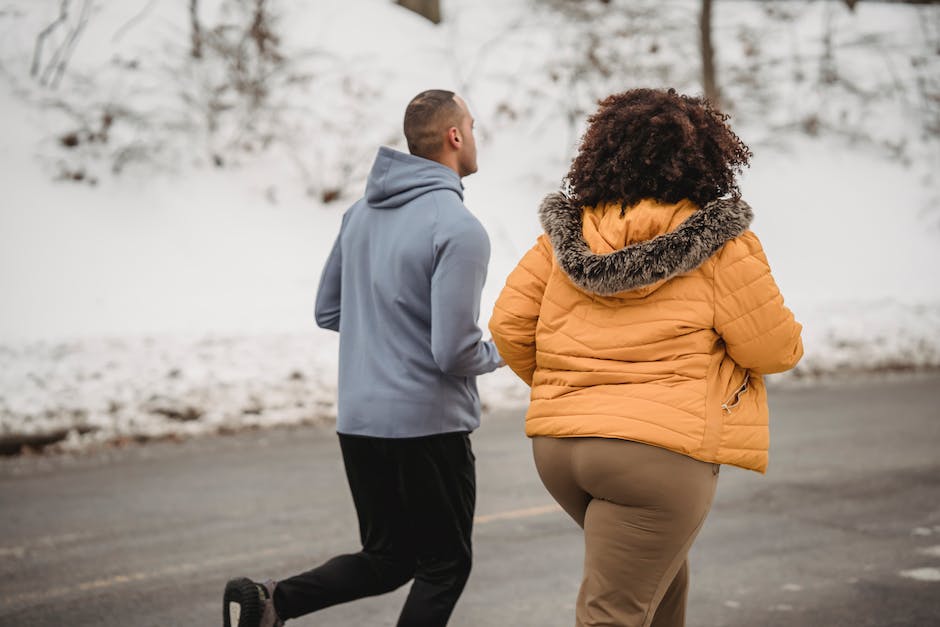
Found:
[223,577,284,627]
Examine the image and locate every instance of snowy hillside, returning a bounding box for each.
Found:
[1,0,938,452]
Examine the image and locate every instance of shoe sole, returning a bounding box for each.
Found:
[223,577,263,627]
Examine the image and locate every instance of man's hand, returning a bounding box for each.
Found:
[488,339,507,368]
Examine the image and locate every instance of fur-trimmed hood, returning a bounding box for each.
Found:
[539,192,753,296]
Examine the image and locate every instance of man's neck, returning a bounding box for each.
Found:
[431,153,461,178]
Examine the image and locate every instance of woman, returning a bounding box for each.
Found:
[489,88,803,627]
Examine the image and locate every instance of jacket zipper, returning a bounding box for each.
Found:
[721,371,750,414]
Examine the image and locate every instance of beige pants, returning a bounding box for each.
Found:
[532,437,719,627]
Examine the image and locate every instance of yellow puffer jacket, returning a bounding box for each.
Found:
[489,193,803,472]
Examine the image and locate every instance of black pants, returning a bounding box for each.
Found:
[273,431,476,627]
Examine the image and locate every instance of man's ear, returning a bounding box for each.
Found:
[447,127,461,149]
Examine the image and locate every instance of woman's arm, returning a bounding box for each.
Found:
[489,235,554,385]
[714,231,803,374]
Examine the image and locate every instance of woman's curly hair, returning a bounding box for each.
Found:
[565,88,752,212]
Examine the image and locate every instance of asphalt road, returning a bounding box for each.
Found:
[1,374,938,627]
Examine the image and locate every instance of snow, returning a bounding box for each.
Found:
[0,0,938,451]
[916,546,940,558]
[898,568,940,583]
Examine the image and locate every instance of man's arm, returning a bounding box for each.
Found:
[314,215,347,332]
[430,213,503,377]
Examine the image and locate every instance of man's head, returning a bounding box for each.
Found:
[403,90,478,178]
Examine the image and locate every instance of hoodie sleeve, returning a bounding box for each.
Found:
[430,205,503,377]
[314,212,349,332]
[489,235,553,386]
[714,231,804,374]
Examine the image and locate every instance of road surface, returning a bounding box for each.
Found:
[1,373,938,626]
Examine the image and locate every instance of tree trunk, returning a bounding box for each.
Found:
[397,0,441,25]
[700,0,720,108]
[190,0,202,59]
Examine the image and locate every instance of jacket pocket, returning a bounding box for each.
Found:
[721,371,750,414]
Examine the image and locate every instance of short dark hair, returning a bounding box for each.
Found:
[403,90,462,159]
[566,88,752,211]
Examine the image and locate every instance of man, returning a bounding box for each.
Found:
[223,90,504,627]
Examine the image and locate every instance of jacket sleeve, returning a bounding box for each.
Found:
[488,235,553,386]
[314,214,347,332]
[714,231,804,375]
[430,212,503,377]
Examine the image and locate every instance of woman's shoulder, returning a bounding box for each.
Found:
[713,229,767,267]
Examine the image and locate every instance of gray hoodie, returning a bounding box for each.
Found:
[315,146,503,438]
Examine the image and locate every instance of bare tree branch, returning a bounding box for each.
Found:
[190,0,203,59]
[31,0,70,78]
[46,0,92,88]
[112,0,158,43]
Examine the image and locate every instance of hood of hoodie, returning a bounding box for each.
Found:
[365,146,464,209]
[539,192,753,298]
